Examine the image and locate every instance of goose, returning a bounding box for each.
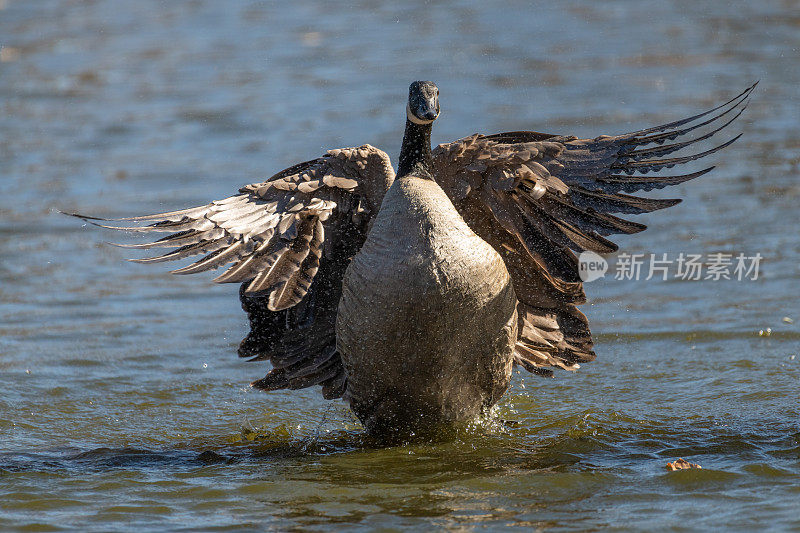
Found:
[67,80,755,437]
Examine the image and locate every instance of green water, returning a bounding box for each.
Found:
[1,0,799,530]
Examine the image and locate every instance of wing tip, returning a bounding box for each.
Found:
[59,210,103,221]
[621,82,757,140]
[106,241,135,249]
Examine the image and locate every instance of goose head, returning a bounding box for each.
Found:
[406,81,440,125]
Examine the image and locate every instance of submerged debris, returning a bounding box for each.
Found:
[666,458,702,471]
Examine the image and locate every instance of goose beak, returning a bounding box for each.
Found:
[419,105,439,121]
[407,96,440,124]
[414,93,439,121]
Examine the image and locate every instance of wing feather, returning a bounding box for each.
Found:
[66,144,395,400]
[433,83,755,375]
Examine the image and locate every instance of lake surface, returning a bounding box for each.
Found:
[1,0,799,530]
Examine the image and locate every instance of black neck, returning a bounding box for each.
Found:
[397,119,433,179]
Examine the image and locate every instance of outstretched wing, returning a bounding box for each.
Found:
[433,82,755,376]
[67,144,395,398]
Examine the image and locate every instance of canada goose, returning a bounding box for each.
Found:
[67,80,755,436]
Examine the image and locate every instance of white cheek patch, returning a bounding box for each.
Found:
[407,103,435,125]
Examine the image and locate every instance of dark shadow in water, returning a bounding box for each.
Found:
[3,411,795,484]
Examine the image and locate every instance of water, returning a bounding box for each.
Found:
[1,0,799,530]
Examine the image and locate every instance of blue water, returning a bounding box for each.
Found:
[1,0,798,530]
